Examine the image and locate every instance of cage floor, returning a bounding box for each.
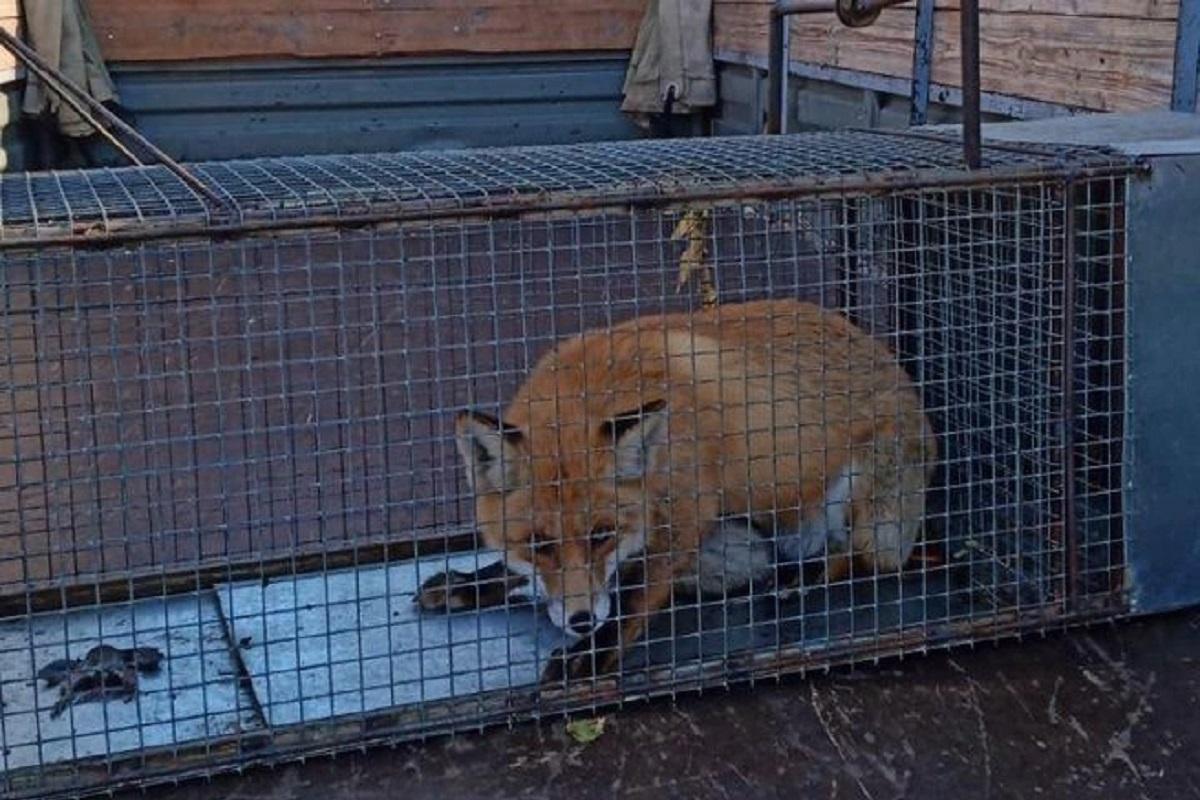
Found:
[216,552,964,724]
[212,553,570,727]
[2,549,984,781]
[0,593,262,774]
[622,570,959,677]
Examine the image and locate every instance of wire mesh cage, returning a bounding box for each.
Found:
[0,130,1132,798]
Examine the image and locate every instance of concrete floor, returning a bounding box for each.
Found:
[134,607,1200,800]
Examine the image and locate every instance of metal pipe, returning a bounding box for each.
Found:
[766,0,914,134]
[960,0,983,168]
[776,0,839,12]
[0,33,144,168]
[0,28,227,209]
[767,8,787,133]
[909,0,936,126]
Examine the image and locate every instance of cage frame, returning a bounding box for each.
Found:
[0,129,1141,799]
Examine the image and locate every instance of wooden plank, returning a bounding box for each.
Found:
[715,2,1176,110]
[716,0,1177,19]
[938,0,1176,18]
[86,0,645,62]
[0,0,19,84]
[921,11,1175,109]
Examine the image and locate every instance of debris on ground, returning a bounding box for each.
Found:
[38,644,165,718]
[566,716,607,744]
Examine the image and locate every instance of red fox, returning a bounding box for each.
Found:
[416,299,936,683]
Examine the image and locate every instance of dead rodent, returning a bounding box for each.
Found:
[38,644,164,718]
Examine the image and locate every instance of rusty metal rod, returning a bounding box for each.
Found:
[767,0,913,134]
[0,28,227,208]
[0,32,143,168]
[960,0,983,168]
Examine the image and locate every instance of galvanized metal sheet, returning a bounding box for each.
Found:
[100,56,642,163]
[1172,0,1200,112]
[1125,154,1200,614]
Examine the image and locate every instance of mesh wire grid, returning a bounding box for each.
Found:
[0,130,1128,240]
[0,131,1131,798]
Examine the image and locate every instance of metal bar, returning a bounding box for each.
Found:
[0,28,227,209]
[0,159,1140,252]
[766,0,915,134]
[909,0,935,125]
[1172,0,1200,111]
[779,0,913,11]
[960,0,983,167]
[0,36,144,168]
[1062,184,1080,611]
[780,12,791,132]
[767,8,787,134]
[776,0,836,11]
[960,0,979,169]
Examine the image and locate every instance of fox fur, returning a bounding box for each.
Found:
[438,298,936,681]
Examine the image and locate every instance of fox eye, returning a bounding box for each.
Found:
[530,534,557,555]
[589,525,615,544]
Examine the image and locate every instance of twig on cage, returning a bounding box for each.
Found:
[672,208,718,309]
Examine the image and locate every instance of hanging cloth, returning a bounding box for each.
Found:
[21,0,118,137]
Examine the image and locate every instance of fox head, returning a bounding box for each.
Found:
[454,400,669,637]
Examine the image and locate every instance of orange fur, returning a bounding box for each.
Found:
[457,299,937,670]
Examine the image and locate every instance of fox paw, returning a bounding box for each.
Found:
[413,570,482,613]
[541,622,621,684]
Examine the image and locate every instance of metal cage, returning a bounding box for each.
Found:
[0,130,1134,798]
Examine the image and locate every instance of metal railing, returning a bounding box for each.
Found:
[766,0,983,168]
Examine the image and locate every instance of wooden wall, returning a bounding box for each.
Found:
[0,0,19,84]
[714,0,1179,111]
[85,0,645,62]
[2,2,1182,112]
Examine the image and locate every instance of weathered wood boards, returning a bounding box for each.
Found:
[715,0,1179,110]
[85,0,645,61]
[0,0,19,83]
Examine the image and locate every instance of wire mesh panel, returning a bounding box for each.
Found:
[0,131,1131,798]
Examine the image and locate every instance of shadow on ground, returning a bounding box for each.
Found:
[136,608,1200,800]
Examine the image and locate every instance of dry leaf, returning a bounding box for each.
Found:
[565,716,607,744]
[672,208,717,308]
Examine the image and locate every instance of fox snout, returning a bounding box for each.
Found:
[546,584,612,637]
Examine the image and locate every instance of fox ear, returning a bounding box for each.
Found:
[603,399,669,481]
[455,411,527,494]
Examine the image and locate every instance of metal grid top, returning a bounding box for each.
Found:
[0,129,1132,245]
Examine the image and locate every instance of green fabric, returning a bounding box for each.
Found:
[21,0,117,138]
[620,0,716,125]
